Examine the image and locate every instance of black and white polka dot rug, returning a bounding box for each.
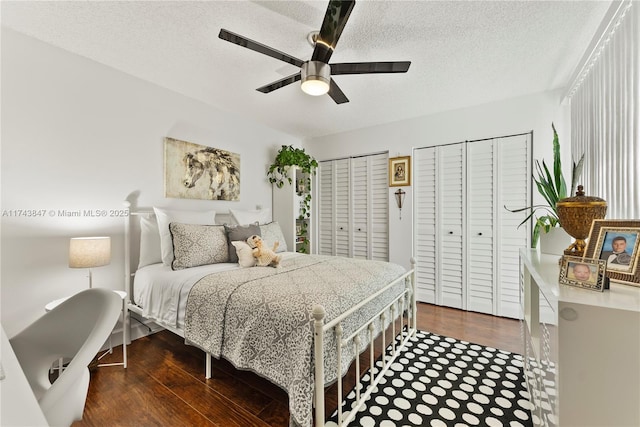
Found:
[327,330,534,427]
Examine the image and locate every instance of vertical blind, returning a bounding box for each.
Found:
[568,1,639,219]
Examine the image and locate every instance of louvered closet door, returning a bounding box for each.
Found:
[351,153,389,260]
[414,147,437,303]
[318,161,335,255]
[415,135,530,316]
[351,156,369,259]
[439,144,466,309]
[467,141,496,314]
[497,134,530,318]
[318,158,350,256]
[318,154,388,260]
[369,153,389,260]
[335,159,351,257]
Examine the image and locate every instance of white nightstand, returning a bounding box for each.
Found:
[46,290,127,369]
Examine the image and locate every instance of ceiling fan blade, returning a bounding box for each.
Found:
[256,72,302,94]
[328,79,349,104]
[312,0,355,64]
[219,29,305,67]
[331,61,411,75]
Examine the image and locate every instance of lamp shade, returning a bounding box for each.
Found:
[69,237,111,268]
[301,61,330,96]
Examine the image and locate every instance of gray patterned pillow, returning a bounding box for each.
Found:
[169,223,229,270]
[224,223,261,263]
[259,221,287,253]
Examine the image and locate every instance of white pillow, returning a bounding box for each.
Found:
[231,241,256,268]
[230,208,272,225]
[138,215,162,268]
[260,221,288,253]
[153,207,217,266]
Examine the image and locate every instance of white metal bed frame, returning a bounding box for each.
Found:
[123,201,417,427]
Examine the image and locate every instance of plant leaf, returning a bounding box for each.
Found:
[500,124,572,247]
[534,165,557,210]
[570,153,585,195]
[551,123,567,199]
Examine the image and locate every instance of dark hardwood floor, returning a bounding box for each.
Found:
[74,303,522,427]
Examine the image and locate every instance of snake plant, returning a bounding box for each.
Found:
[506,124,584,247]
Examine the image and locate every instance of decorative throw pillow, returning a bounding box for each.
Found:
[224,222,260,263]
[231,241,256,268]
[138,215,162,268]
[154,207,216,266]
[230,208,272,225]
[169,223,228,270]
[260,221,288,253]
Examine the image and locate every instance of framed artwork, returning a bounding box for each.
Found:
[389,156,411,187]
[585,219,640,287]
[164,137,240,201]
[559,255,607,292]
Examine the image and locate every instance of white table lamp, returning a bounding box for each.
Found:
[69,237,111,288]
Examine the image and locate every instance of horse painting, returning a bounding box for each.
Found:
[164,138,240,201]
[183,148,240,200]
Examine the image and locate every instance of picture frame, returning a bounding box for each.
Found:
[389,156,411,187]
[559,255,607,292]
[164,137,240,201]
[585,219,640,287]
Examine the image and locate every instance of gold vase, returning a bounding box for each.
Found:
[556,185,607,257]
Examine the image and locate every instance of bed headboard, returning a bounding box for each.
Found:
[123,201,233,304]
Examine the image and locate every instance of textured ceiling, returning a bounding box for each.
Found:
[1,1,612,139]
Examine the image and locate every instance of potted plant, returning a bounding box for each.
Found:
[506,124,584,248]
[267,145,318,253]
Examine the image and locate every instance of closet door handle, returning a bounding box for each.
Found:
[478,232,483,236]
[448,231,453,235]
[357,228,362,232]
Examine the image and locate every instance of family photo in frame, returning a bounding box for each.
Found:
[559,255,607,292]
[585,219,640,287]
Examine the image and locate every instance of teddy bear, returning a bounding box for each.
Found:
[246,235,281,268]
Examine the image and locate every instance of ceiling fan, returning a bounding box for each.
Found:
[218,0,411,104]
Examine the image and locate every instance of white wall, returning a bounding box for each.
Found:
[305,91,572,270]
[0,29,301,336]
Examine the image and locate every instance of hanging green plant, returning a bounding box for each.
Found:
[267,145,318,187]
[267,145,318,254]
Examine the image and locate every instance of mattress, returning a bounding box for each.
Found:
[132,252,301,329]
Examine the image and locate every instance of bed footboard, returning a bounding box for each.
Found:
[313,261,417,427]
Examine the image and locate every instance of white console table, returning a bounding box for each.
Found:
[520,249,640,427]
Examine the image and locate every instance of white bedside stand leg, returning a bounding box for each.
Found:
[122,298,128,368]
[47,290,127,369]
[97,290,127,368]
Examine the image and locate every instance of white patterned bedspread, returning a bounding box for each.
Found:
[184,254,407,427]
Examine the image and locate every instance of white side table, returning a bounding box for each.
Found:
[45,290,127,369]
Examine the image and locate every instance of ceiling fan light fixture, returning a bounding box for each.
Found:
[306,31,319,47]
[301,61,330,96]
